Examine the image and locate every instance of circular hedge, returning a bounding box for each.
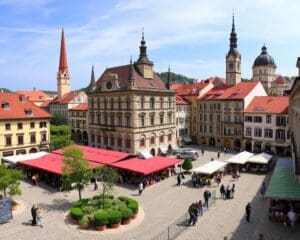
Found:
[70,195,139,229]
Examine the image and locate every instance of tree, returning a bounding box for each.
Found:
[62,146,93,200]
[182,158,193,173]
[51,124,72,150]
[0,165,22,198]
[158,72,194,84]
[95,166,118,209]
[51,113,66,125]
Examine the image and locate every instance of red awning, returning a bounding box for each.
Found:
[18,153,102,175]
[109,156,182,175]
[53,145,131,164]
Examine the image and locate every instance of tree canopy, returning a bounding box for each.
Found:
[0,165,22,198]
[158,72,194,84]
[182,158,193,172]
[50,124,72,150]
[62,146,93,200]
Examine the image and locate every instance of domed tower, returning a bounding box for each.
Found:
[252,45,276,94]
[226,14,241,86]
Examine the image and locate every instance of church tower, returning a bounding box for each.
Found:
[89,65,96,92]
[134,31,154,79]
[57,28,71,98]
[226,14,241,86]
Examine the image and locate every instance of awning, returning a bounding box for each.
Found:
[182,136,192,143]
[226,151,254,164]
[193,160,228,175]
[265,158,300,200]
[159,146,168,154]
[1,152,49,165]
[18,153,102,175]
[138,150,153,159]
[247,153,272,164]
[52,145,131,164]
[109,156,182,175]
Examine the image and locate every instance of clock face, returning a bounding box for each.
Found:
[106,81,112,90]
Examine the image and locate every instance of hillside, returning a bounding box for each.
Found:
[158,72,194,84]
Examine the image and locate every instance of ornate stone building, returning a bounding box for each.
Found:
[87,34,176,156]
[252,45,277,94]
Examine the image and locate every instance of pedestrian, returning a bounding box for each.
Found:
[36,207,43,228]
[246,203,251,222]
[201,149,204,156]
[211,157,214,162]
[197,200,203,216]
[287,208,297,231]
[225,185,230,199]
[231,184,235,199]
[138,182,143,195]
[32,175,37,185]
[258,233,265,240]
[260,182,266,197]
[177,174,181,186]
[94,181,98,191]
[188,203,198,226]
[220,184,225,199]
[31,204,37,226]
[204,190,209,208]
[217,151,220,159]
[181,173,185,185]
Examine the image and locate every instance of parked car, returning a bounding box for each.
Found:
[177,150,199,160]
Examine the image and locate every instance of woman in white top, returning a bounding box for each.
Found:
[36,208,43,228]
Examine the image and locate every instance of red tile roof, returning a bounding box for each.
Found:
[176,95,191,105]
[170,83,183,91]
[69,103,88,111]
[245,96,289,114]
[52,91,81,104]
[174,82,209,95]
[198,81,259,100]
[16,90,51,102]
[96,64,167,91]
[40,100,51,107]
[0,92,52,120]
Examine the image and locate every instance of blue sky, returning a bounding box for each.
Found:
[0,0,300,91]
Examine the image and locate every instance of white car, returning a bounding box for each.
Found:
[177,150,199,160]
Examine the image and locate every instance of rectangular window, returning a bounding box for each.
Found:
[245,127,252,137]
[276,129,285,141]
[254,116,262,123]
[266,115,272,124]
[5,123,11,130]
[254,128,262,137]
[39,122,47,128]
[18,123,23,129]
[276,116,286,126]
[150,116,154,126]
[30,122,35,128]
[30,134,36,144]
[125,139,131,148]
[97,136,101,143]
[160,115,164,125]
[264,129,273,138]
[245,116,252,122]
[5,135,12,146]
[41,133,47,142]
[18,135,24,145]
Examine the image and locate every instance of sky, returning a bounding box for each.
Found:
[0,0,299,91]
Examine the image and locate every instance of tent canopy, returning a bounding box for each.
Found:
[159,146,168,154]
[193,160,228,175]
[1,152,49,165]
[109,156,182,175]
[226,151,254,164]
[137,150,153,159]
[53,145,131,164]
[265,158,300,200]
[182,136,192,143]
[247,153,272,164]
[18,153,102,175]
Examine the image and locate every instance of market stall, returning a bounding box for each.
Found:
[1,151,49,167]
[245,152,273,173]
[225,151,254,175]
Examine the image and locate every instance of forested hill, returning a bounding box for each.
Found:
[158,72,194,84]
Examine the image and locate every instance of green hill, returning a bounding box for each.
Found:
[158,72,194,84]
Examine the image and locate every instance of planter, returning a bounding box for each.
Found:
[71,219,79,225]
[110,223,120,228]
[131,213,138,219]
[96,225,106,231]
[80,225,89,229]
[121,218,131,225]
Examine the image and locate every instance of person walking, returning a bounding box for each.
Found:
[197,200,203,216]
[220,184,225,199]
[217,151,220,159]
[287,208,297,231]
[188,203,198,226]
[231,184,235,199]
[177,174,181,186]
[204,190,210,208]
[258,233,265,240]
[31,205,37,226]
[245,203,251,222]
[201,149,204,156]
[260,182,266,197]
[181,173,185,185]
[94,181,98,191]
[36,207,43,228]
[138,182,143,195]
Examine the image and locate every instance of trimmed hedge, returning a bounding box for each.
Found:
[79,215,90,226]
[82,205,96,214]
[120,207,133,220]
[107,210,122,224]
[71,207,84,220]
[72,198,89,208]
[94,210,109,226]
[93,194,114,200]
[118,196,139,214]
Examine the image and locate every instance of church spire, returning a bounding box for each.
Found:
[136,29,152,64]
[89,65,96,91]
[59,28,68,72]
[166,66,173,90]
[229,13,238,52]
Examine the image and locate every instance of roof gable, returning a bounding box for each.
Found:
[245,96,289,114]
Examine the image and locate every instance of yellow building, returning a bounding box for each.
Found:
[0,92,52,158]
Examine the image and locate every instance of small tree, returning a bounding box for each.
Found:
[182,158,193,173]
[62,146,92,200]
[0,165,22,198]
[51,125,72,150]
[51,113,65,125]
[95,166,118,209]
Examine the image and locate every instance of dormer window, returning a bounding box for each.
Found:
[25,108,33,116]
[1,102,10,109]
[19,95,26,102]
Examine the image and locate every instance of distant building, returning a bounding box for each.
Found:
[244,96,290,154]
[269,76,290,96]
[0,93,52,158]
[49,29,87,123]
[175,95,191,143]
[16,90,53,106]
[87,33,176,156]
[69,103,88,145]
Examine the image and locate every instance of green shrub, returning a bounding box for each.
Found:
[127,201,138,214]
[72,198,89,208]
[107,210,122,225]
[81,205,95,214]
[182,158,193,172]
[79,215,90,227]
[103,202,113,209]
[93,194,114,200]
[120,207,133,220]
[70,207,84,220]
[94,210,109,226]
[11,200,18,206]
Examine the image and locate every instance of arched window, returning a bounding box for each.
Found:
[150,113,155,126]
[150,97,155,109]
[141,97,145,110]
[160,112,164,125]
[140,114,145,127]
[160,97,163,109]
[168,97,172,109]
[117,138,122,147]
[168,133,172,141]
[150,135,155,145]
[125,139,131,148]
[159,135,164,143]
[140,138,145,147]
[168,112,172,124]
[126,97,131,109]
[126,114,131,127]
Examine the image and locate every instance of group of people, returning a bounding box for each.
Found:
[220,184,235,200]
[31,204,43,228]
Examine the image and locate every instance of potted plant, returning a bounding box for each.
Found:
[11,200,18,210]
[79,215,90,229]
[70,207,84,225]
[94,210,109,231]
[120,207,133,225]
[107,210,122,228]
[127,200,139,219]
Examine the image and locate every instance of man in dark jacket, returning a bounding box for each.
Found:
[188,203,198,226]
[220,184,225,199]
[246,203,251,222]
[31,205,37,226]
[204,190,210,208]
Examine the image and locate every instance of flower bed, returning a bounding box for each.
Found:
[69,194,139,231]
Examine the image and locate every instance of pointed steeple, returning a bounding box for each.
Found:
[128,57,135,89]
[59,28,68,72]
[227,12,240,57]
[166,66,173,90]
[136,29,153,65]
[89,65,96,91]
